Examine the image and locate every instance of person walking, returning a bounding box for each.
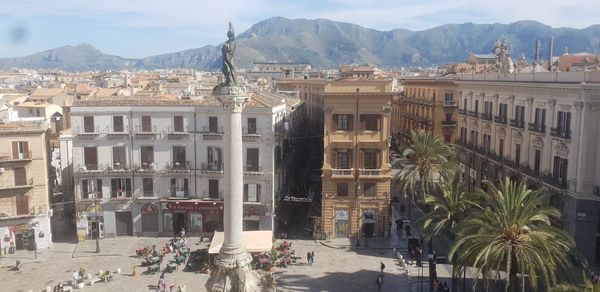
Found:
[306,251,312,266]
[376,274,383,290]
[380,261,385,274]
[311,251,315,264]
[158,272,166,292]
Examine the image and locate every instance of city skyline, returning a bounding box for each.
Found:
[1,0,599,58]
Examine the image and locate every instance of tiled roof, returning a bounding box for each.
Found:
[0,121,45,133]
[73,95,197,107]
[15,101,53,108]
[30,88,64,98]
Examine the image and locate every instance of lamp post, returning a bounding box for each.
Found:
[94,193,100,254]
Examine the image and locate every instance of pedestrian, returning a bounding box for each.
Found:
[158,273,166,292]
[376,274,383,289]
[180,227,186,238]
[306,252,312,266]
[311,251,315,263]
[71,270,78,286]
[380,261,385,274]
[441,281,450,292]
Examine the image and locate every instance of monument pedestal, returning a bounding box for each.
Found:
[205,252,261,292]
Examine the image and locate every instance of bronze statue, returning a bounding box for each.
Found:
[221,22,237,86]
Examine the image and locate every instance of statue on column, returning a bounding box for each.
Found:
[222,22,237,87]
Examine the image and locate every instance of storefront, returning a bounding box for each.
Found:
[77,203,104,240]
[361,210,377,238]
[243,204,264,231]
[334,210,349,237]
[141,204,159,232]
[160,200,224,236]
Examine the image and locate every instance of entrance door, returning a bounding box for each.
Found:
[14,232,24,250]
[335,220,349,237]
[89,221,104,239]
[115,212,132,236]
[173,213,186,235]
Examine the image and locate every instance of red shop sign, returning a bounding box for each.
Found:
[163,201,224,214]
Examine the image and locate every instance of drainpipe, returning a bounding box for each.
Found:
[194,112,198,197]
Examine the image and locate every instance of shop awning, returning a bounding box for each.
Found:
[208,231,272,254]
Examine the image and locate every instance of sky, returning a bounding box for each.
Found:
[0,0,599,58]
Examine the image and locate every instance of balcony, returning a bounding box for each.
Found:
[205,191,223,200]
[541,174,569,190]
[106,126,130,139]
[0,152,32,164]
[110,191,132,198]
[200,163,224,176]
[167,126,189,139]
[494,116,508,125]
[441,120,457,127]
[0,177,34,191]
[242,127,262,140]
[509,119,525,129]
[169,190,190,198]
[359,169,382,178]
[164,162,191,173]
[468,111,479,118]
[75,164,103,175]
[105,163,132,173]
[244,166,264,175]
[443,101,457,107]
[550,128,571,139]
[136,162,156,173]
[480,113,493,121]
[75,126,100,139]
[202,126,224,140]
[331,168,354,179]
[135,126,158,138]
[458,109,468,116]
[528,123,546,134]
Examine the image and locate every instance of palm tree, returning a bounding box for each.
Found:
[422,179,478,292]
[449,178,576,292]
[393,130,455,216]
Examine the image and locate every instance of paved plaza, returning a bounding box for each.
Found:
[0,236,419,292]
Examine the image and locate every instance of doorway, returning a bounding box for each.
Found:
[174,213,186,235]
[88,221,104,239]
[115,212,132,236]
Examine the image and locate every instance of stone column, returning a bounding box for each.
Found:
[206,86,261,292]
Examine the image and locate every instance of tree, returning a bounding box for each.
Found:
[422,179,478,292]
[449,178,576,292]
[393,130,455,216]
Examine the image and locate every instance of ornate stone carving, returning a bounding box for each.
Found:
[382,106,392,115]
[574,101,584,111]
[558,104,571,111]
[554,142,569,156]
[218,92,250,112]
[497,127,506,137]
[483,124,491,133]
[532,137,544,148]
[547,98,556,107]
[508,95,515,103]
[527,97,534,104]
[513,132,523,143]
[589,103,600,112]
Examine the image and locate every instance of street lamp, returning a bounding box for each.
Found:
[93,193,100,254]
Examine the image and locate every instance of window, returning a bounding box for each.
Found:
[474,100,479,113]
[143,178,153,197]
[83,116,95,133]
[363,150,379,169]
[112,146,127,169]
[113,116,124,132]
[514,105,525,121]
[170,178,189,197]
[174,116,184,132]
[470,130,478,147]
[13,167,27,186]
[111,178,131,197]
[84,147,98,170]
[445,113,453,122]
[209,179,220,199]
[247,118,257,134]
[364,183,376,196]
[498,103,508,118]
[172,146,186,167]
[360,114,380,131]
[334,149,351,169]
[140,146,154,169]
[11,141,29,159]
[444,92,453,101]
[557,111,571,132]
[463,98,468,110]
[141,116,152,132]
[244,183,261,202]
[484,101,493,115]
[534,150,541,173]
[515,144,521,165]
[553,156,568,188]
[16,195,29,215]
[246,148,259,171]
[209,116,218,133]
[336,183,348,196]
[482,134,491,153]
[534,108,546,126]
[444,135,451,143]
[82,179,102,199]
[333,114,353,131]
[207,147,222,170]
[460,127,467,144]
[499,139,504,157]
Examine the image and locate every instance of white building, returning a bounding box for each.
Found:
[66,93,289,238]
[454,71,600,265]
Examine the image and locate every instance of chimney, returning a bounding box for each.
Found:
[548,37,554,71]
[534,39,541,64]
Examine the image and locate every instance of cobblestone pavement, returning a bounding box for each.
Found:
[0,237,410,292]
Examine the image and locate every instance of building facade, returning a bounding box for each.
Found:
[0,122,52,254]
[319,81,394,241]
[392,78,458,146]
[67,94,287,239]
[454,72,600,264]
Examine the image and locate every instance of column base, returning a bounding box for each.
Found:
[206,252,276,292]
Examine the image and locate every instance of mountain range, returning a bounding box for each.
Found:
[1,17,599,71]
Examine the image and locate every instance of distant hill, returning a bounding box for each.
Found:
[1,17,599,71]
